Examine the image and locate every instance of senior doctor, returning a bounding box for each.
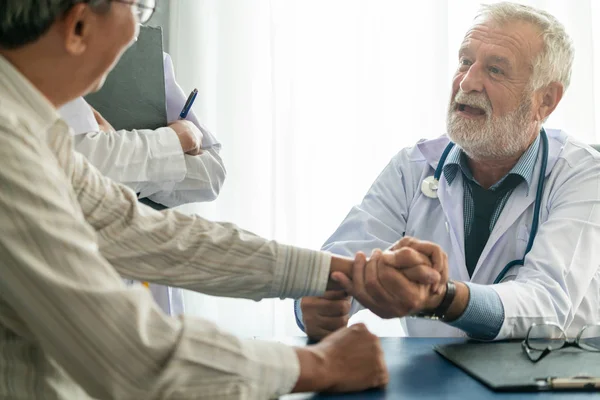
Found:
[297,2,600,341]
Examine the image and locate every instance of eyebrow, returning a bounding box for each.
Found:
[458,45,471,58]
[458,47,515,70]
[489,55,512,67]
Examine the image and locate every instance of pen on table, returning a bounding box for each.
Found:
[549,376,600,389]
[179,88,198,120]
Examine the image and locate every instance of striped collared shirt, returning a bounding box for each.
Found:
[0,55,331,399]
[442,135,540,237]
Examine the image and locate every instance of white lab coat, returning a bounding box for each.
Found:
[59,53,225,316]
[323,129,600,339]
[59,53,226,208]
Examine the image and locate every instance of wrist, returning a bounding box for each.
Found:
[424,283,447,312]
[174,131,193,152]
[327,256,353,291]
[415,280,456,320]
[292,347,329,393]
[442,281,470,322]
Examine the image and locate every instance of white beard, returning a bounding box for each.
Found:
[446,89,535,160]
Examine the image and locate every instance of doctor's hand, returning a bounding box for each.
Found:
[90,106,115,133]
[301,290,352,341]
[169,120,203,156]
[391,237,449,295]
[293,323,388,393]
[332,246,443,319]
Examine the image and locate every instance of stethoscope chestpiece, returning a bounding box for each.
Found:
[421,176,439,199]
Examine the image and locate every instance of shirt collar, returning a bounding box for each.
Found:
[0,55,61,137]
[443,134,541,194]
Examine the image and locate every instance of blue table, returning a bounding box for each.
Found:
[279,337,598,399]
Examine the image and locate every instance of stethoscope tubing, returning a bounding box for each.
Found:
[422,129,549,283]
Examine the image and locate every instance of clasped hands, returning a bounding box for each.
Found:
[302,237,449,340]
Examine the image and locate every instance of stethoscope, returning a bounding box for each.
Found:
[420,128,549,283]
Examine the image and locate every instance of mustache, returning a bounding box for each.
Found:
[452,90,492,115]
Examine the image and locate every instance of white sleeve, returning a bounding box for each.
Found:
[135,52,226,206]
[60,96,188,195]
[58,97,100,135]
[144,146,226,207]
[72,127,187,195]
[492,151,600,339]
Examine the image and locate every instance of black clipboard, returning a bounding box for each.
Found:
[435,341,600,392]
[84,26,167,131]
[84,26,171,210]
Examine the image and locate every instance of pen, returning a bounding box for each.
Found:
[179,88,198,120]
[537,376,600,390]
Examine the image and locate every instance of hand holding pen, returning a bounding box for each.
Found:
[169,88,203,155]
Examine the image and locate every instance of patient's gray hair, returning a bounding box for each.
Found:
[0,0,108,49]
[475,2,574,92]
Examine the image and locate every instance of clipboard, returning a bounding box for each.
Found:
[435,341,600,392]
[84,25,169,211]
[84,25,167,131]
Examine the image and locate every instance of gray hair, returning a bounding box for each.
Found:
[0,0,109,49]
[475,2,574,92]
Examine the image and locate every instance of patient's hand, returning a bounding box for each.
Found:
[90,106,115,133]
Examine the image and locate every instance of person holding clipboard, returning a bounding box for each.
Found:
[59,54,226,316]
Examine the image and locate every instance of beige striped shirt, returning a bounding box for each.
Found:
[0,55,331,399]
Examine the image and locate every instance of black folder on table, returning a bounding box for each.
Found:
[435,341,600,392]
[84,25,167,131]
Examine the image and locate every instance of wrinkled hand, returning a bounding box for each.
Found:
[91,106,115,133]
[391,237,449,294]
[295,323,388,393]
[169,120,203,155]
[301,290,351,341]
[332,243,445,318]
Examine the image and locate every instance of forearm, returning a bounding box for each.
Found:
[491,278,571,339]
[0,135,302,399]
[419,279,504,340]
[328,255,353,290]
[73,127,186,186]
[445,282,504,340]
[72,151,329,300]
[144,148,227,206]
[292,348,328,393]
[440,281,470,322]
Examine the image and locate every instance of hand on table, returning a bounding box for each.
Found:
[293,323,388,393]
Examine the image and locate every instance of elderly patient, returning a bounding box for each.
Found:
[297,2,600,341]
[0,0,453,399]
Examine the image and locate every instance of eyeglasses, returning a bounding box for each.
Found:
[521,322,600,363]
[111,0,156,24]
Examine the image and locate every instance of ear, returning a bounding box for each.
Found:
[534,82,563,122]
[59,4,94,56]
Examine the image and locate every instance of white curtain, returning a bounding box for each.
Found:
[168,0,600,337]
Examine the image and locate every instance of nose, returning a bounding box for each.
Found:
[459,64,484,93]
